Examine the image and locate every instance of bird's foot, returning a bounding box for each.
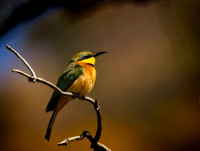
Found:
[72,93,86,101]
[72,93,80,99]
[80,96,86,101]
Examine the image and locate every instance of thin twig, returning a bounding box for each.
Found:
[12,69,73,96]
[58,131,88,146]
[5,45,37,82]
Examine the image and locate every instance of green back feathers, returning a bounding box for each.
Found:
[45,62,83,112]
[45,51,94,112]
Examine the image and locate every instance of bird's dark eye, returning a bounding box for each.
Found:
[81,55,88,60]
[78,55,91,61]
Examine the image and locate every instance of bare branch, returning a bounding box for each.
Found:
[12,69,73,96]
[5,45,37,82]
[58,131,87,146]
[58,131,111,151]
[5,45,111,151]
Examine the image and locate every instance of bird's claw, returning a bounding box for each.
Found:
[80,96,86,101]
[72,93,80,98]
[71,93,86,101]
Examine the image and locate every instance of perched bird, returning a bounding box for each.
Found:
[45,51,107,141]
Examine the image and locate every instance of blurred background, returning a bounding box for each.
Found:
[0,0,200,150]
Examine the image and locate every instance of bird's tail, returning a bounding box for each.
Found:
[45,109,58,141]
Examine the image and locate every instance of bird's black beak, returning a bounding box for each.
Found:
[93,51,108,58]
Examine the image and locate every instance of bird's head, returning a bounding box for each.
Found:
[70,51,107,66]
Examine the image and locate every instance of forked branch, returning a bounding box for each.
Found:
[58,131,111,151]
[5,45,110,151]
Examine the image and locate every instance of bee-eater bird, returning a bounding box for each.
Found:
[45,51,107,141]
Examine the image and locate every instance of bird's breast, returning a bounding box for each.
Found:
[67,63,96,97]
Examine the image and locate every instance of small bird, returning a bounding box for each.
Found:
[45,51,107,141]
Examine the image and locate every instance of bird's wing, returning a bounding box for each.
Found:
[45,63,83,112]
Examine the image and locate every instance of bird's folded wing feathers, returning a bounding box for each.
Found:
[45,63,83,112]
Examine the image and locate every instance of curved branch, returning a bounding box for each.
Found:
[5,45,110,151]
[83,96,102,145]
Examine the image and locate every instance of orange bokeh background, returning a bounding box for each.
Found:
[1,1,200,150]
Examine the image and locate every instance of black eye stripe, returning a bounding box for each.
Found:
[77,55,92,61]
[81,55,89,59]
